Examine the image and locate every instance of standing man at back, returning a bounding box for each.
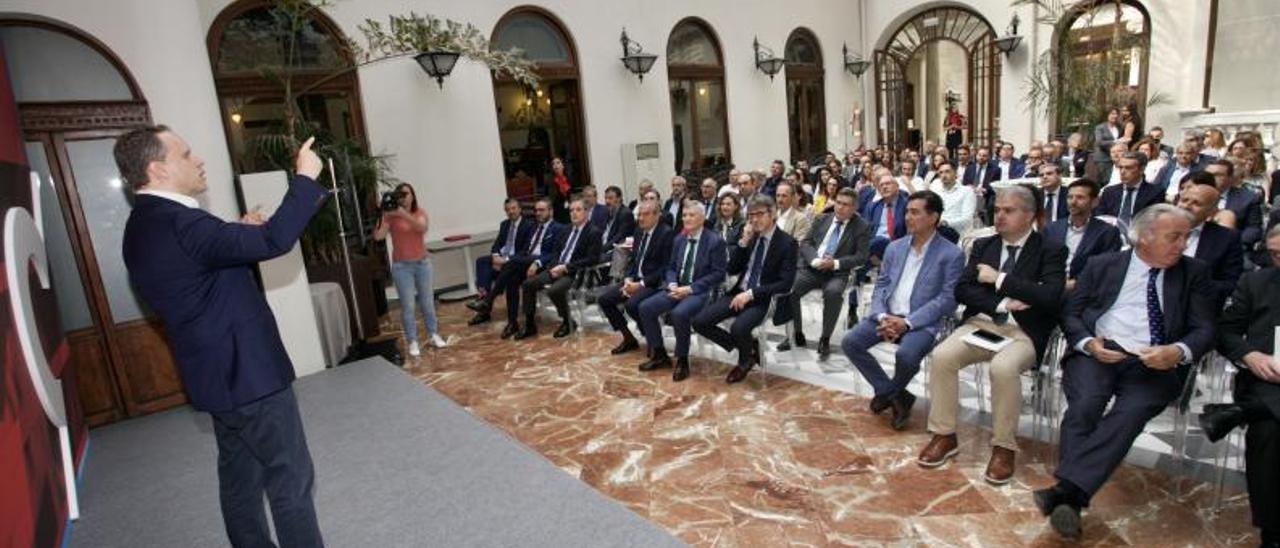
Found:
[118,126,327,547]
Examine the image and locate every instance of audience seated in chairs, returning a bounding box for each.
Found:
[1042,179,1122,291]
[773,182,812,243]
[1207,158,1264,255]
[636,200,726,381]
[1204,225,1280,547]
[1037,204,1215,540]
[661,176,688,227]
[917,185,1066,486]
[844,190,964,429]
[471,198,532,316]
[595,200,674,356]
[1176,182,1243,307]
[515,197,602,340]
[1094,151,1163,225]
[847,172,908,322]
[468,198,562,337]
[708,193,744,244]
[781,187,870,360]
[692,194,798,384]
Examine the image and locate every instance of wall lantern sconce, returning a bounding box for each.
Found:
[842,43,871,78]
[993,14,1023,57]
[753,37,785,81]
[415,50,461,89]
[620,29,658,82]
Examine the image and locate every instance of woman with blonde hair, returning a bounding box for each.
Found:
[1203,128,1227,158]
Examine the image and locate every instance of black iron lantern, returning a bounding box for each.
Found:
[620,29,658,81]
[414,50,461,89]
[753,37,784,81]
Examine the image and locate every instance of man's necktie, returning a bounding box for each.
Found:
[1119,187,1136,223]
[1046,193,1056,222]
[602,215,614,244]
[822,221,844,258]
[559,227,580,263]
[885,204,895,236]
[1147,268,1166,345]
[636,231,650,274]
[747,236,767,289]
[528,224,545,254]
[1001,245,1020,273]
[679,238,698,285]
[501,220,517,256]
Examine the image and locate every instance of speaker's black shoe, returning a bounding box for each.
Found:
[726,363,752,384]
[639,354,672,371]
[673,359,690,382]
[1199,403,1246,443]
[611,336,640,355]
[500,322,519,339]
[553,320,577,338]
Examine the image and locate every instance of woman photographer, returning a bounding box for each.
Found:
[374,183,447,357]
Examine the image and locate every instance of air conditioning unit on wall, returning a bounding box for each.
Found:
[620,142,661,205]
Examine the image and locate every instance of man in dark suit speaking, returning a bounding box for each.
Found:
[118,126,327,546]
[1036,204,1215,540]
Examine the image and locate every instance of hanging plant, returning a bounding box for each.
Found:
[351,13,539,87]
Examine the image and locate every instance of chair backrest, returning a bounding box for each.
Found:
[961,226,997,258]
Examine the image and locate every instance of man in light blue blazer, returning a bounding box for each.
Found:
[842,190,965,430]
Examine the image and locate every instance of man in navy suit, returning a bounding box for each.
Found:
[1152,143,1202,192]
[1043,179,1123,289]
[1094,152,1162,224]
[637,199,726,380]
[1177,183,1243,305]
[693,195,798,384]
[478,197,563,338]
[583,185,609,229]
[595,185,636,264]
[965,145,995,188]
[1036,204,1215,540]
[661,176,688,227]
[595,200,673,355]
[118,127,326,546]
[994,142,1027,182]
[468,198,531,324]
[844,190,964,429]
[1038,162,1070,226]
[1207,159,1264,252]
[517,197,602,339]
[862,172,908,263]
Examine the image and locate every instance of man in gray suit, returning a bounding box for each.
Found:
[782,187,870,360]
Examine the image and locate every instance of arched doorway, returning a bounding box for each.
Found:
[491,7,589,206]
[667,18,730,178]
[0,19,184,425]
[1054,0,1151,136]
[785,28,826,164]
[875,7,1001,149]
[207,0,367,175]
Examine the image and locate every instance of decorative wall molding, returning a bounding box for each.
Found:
[18,102,150,131]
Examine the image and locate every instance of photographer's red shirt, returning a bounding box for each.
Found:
[388,210,427,262]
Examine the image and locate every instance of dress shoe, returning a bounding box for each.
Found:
[794,332,807,348]
[817,338,831,361]
[611,336,640,355]
[984,447,1016,485]
[513,325,537,340]
[1048,503,1082,539]
[1032,487,1061,517]
[468,312,491,326]
[846,303,859,329]
[890,390,916,430]
[1199,403,1246,443]
[553,320,577,338]
[917,433,959,468]
[869,393,893,415]
[466,298,490,313]
[725,363,753,384]
[777,340,792,352]
[500,323,519,339]
[639,354,672,371]
[673,359,691,382]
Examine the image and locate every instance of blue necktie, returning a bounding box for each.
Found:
[822,221,844,258]
[747,237,767,289]
[528,223,545,254]
[559,227,580,263]
[635,231,650,275]
[1119,187,1136,223]
[1147,268,1165,345]
[501,220,517,256]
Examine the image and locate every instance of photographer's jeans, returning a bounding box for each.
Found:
[391,258,439,343]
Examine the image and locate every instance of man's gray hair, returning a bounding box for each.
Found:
[671,175,687,187]
[1119,150,1147,168]
[682,197,706,217]
[1266,222,1280,242]
[636,199,659,216]
[996,185,1037,213]
[1129,203,1194,243]
[745,194,777,214]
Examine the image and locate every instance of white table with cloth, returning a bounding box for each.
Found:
[309,281,351,367]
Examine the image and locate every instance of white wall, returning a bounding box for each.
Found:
[1207,0,1280,113]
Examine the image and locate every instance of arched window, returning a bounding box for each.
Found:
[1055,0,1151,135]
[207,0,366,174]
[875,7,1002,149]
[667,18,729,176]
[785,28,826,163]
[491,7,589,206]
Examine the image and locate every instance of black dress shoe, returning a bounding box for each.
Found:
[673,359,691,382]
[869,393,893,415]
[514,325,537,340]
[1199,403,1247,443]
[817,338,831,360]
[553,320,577,338]
[500,323,519,339]
[639,354,672,371]
[611,337,640,355]
[726,363,752,384]
[846,303,859,329]
[1049,503,1082,540]
[794,332,807,348]
[465,298,489,312]
[468,313,491,326]
[891,390,916,430]
[777,340,792,352]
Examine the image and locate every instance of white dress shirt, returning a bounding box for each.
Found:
[136,189,199,209]
[633,226,656,277]
[811,217,847,270]
[885,234,934,321]
[930,180,976,234]
[1078,253,1192,364]
[1184,223,1203,257]
[999,160,1012,181]
[1065,218,1089,269]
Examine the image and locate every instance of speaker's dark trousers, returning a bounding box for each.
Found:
[691,295,769,367]
[596,283,659,333]
[210,386,323,547]
[1055,354,1182,501]
[522,269,574,322]
[791,268,848,340]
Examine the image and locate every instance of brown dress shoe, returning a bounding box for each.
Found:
[984,447,1016,485]
[916,434,959,468]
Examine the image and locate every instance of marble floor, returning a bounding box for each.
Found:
[386,300,1258,547]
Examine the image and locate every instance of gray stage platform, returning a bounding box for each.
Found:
[68,359,682,547]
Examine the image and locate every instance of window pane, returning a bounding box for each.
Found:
[25,141,95,332]
[669,80,694,172]
[785,34,819,65]
[0,26,132,102]
[667,23,719,66]
[223,92,352,173]
[216,6,347,74]
[694,80,727,168]
[493,13,571,64]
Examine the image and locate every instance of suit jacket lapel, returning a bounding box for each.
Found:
[1162,260,1185,338]
[1012,232,1040,274]
[1078,220,1102,259]
[1099,253,1130,312]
